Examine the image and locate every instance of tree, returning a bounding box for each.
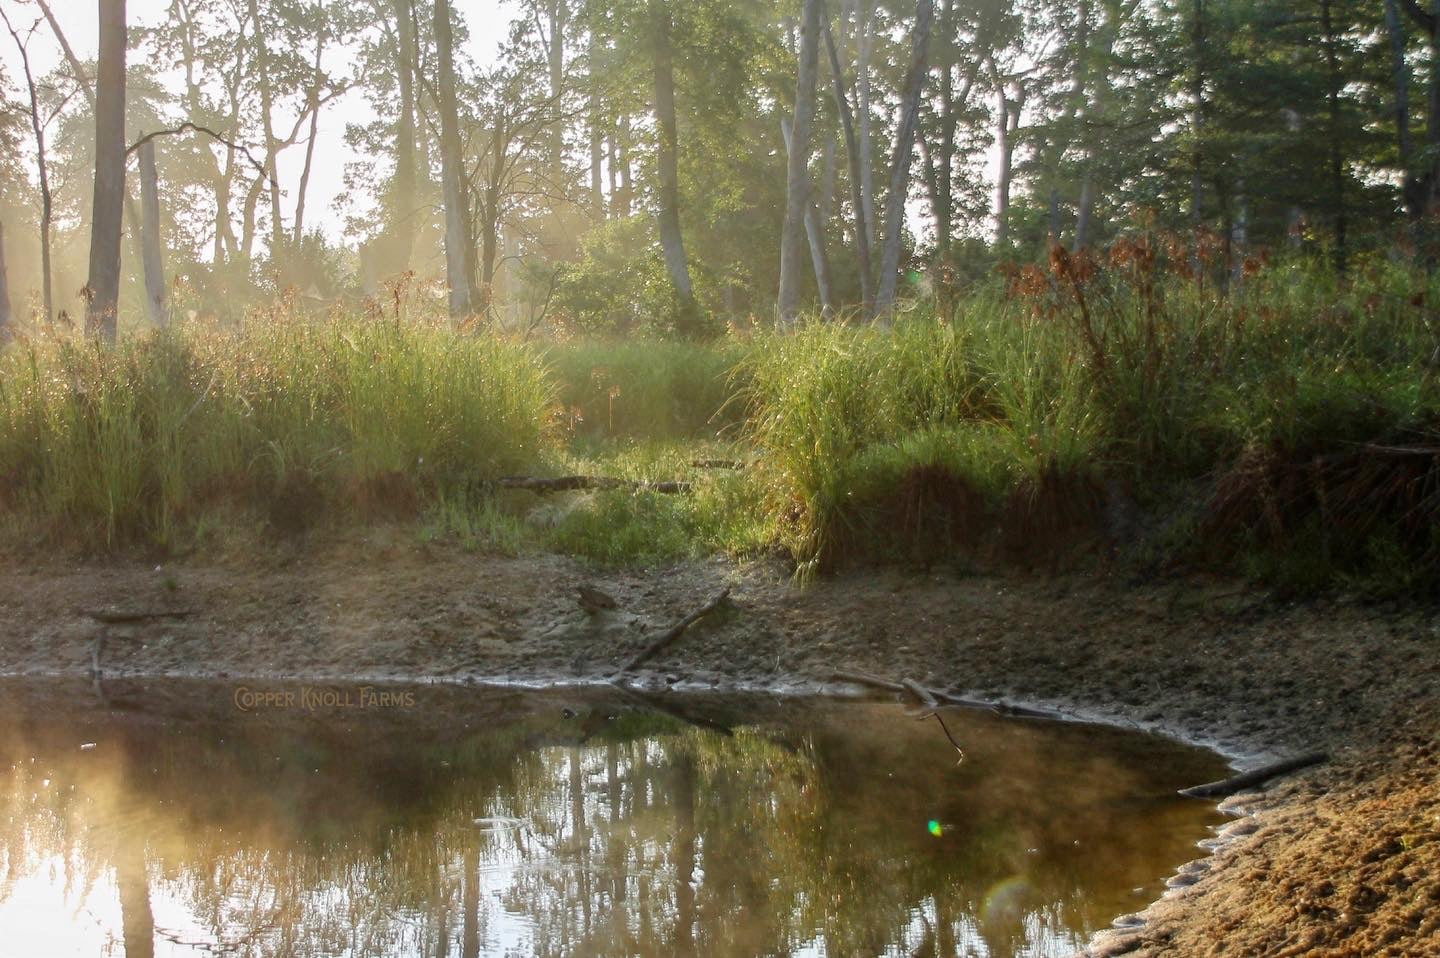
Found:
[649,0,698,329]
[435,0,479,316]
[2,5,54,323]
[778,0,823,325]
[137,139,167,326]
[87,0,128,342]
[875,0,937,316]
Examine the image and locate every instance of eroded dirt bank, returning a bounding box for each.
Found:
[1,538,1436,957]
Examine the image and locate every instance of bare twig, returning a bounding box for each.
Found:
[498,475,692,495]
[82,608,195,625]
[125,123,274,186]
[613,588,732,675]
[1178,752,1328,799]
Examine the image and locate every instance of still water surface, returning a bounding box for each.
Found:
[0,679,1226,957]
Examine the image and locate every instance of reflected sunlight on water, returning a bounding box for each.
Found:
[0,680,1227,957]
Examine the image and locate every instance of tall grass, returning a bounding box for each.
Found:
[544,338,744,441]
[0,308,551,545]
[743,247,1440,584]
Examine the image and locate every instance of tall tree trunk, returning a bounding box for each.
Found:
[87,0,127,342]
[588,34,605,219]
[393,0,420,269]
[650,0,697,326]
[856,0,878,263]
[875,0,937,317]
[822,14,873,309]
[435,0,476,317]
[992,66,1021,250]
[1387,0,1422,221]
[617,114,634,216]
[138,141,167,327]
[932,0,956,260]
[5,8,55,323]
[782,118,836,317]
[0,221,12,336]
[779,0,823,325]
[1189,0,1206,240]
[1320,0,1347,271]
[547,0,568,182]
[246,0,284,264]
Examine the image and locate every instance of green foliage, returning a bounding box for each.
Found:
[0,308,551,546]
[545,338,745,440]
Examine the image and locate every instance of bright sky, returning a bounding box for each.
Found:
[1,0,514,240]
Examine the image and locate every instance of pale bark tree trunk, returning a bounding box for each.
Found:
[822,14,873,309]
[992,65,1022,250]
[138,141,167,327]
[87,0,128,342]
[779,0,823,325]
[781,118,836,317]
[588,33,605,219]
[650,0,697,325]
[246,0,284,263]
[856,0,877,261]
[0,221,12,336]
[4,8,54,323]
[393,0,419,269]
[435,0,476,317]
[875,0,936,317]
[1320,0,1347,271]
[546,0,568,182]
[292,36,326,248]
[618,113,633,216]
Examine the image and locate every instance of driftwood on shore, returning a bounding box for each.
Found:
[830,669,1063,721]
[82,608,195,624]
[613,588,732,676]
[498,475,692,495]
[1178,751,1328,799]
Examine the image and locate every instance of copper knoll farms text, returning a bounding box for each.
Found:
[233,686,417,712]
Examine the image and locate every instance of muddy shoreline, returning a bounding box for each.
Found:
[1,540,1437,956]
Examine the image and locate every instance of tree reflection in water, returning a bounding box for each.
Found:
[0,679,1226,957]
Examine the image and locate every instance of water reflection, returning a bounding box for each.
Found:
[0,680,1226,957]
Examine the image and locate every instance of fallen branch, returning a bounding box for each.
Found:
[1178,751,1328,799]
[498,475,692,495]
[613,588,732,675]
[82,608,194,625]
[689,459,745,470]
[830,670,1063,721]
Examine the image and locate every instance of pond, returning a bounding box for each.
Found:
[0,679,1227,957]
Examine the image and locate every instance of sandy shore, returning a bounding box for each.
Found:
[1,537,1436,956]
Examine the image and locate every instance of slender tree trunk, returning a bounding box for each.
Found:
[435,0,476,317]
[547,0,568,182]
[993,70,1021,250]
[246,0,284,264]
[822,14,873,309]
[1189,0,1206,239]
[1386,0,1422,221]
[138,141,167,327]
[588,35,605,219]
[875,0,937,317]
[779,0,823,325]
[650,0,697,325]
[619,113,633,216]
[87,0,127,342]
[293,39,326,249]
[781,118,836,317]
[1320,0,1347,271]
[4,10,54,323]
[932,0,956,260]
[856,0,877,262]
[393,0,419,269]
[0,221,12,336]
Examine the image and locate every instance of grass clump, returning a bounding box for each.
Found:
[544,338,745,441]
[0,307,551,547]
